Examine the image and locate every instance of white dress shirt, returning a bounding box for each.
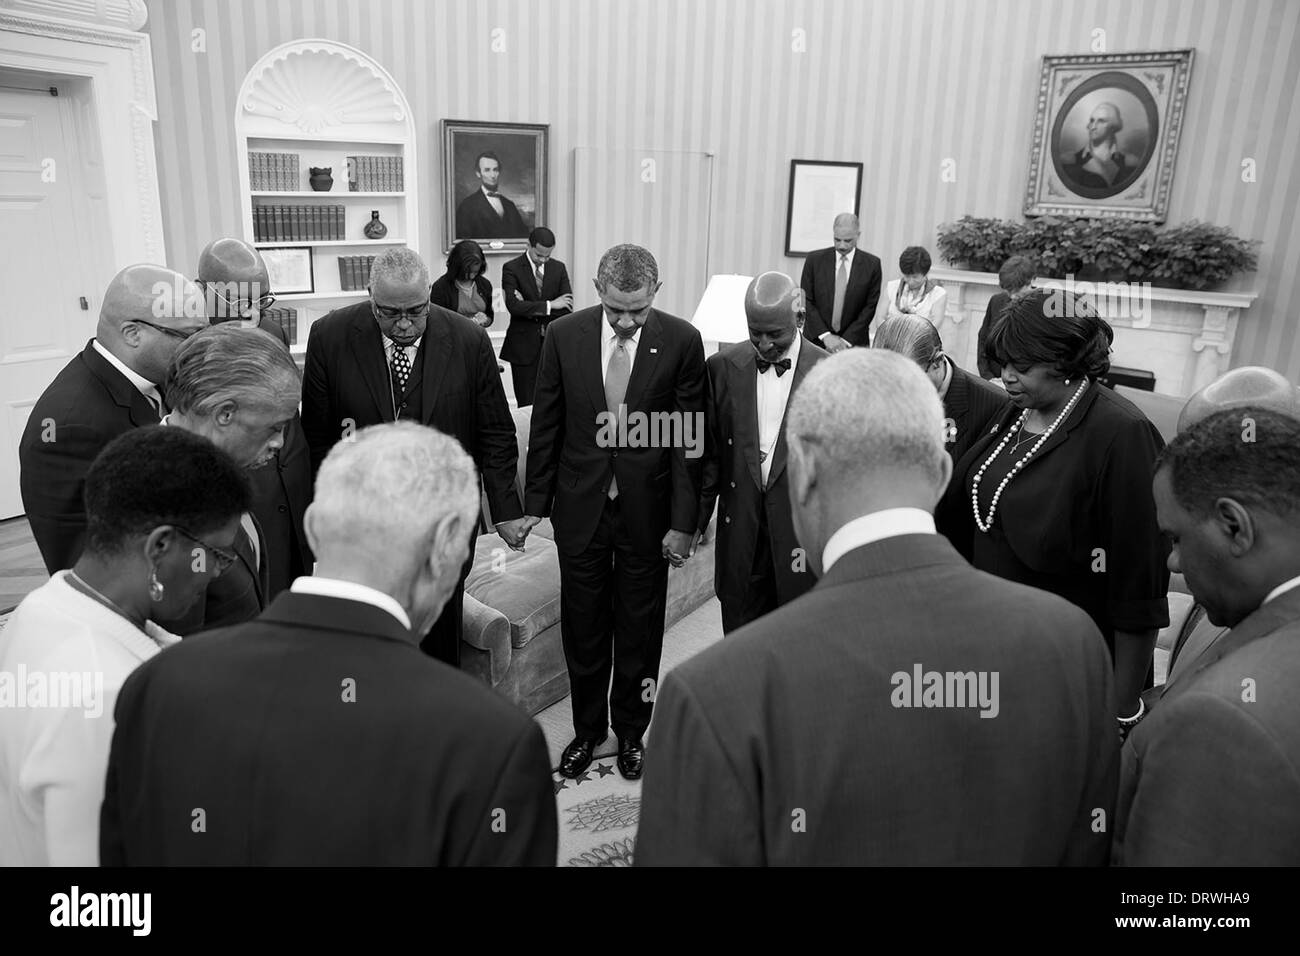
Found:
[602,319,640,385]
[290,576,412,630]
[0,572,177,866]
[92,339,164,414]
[1263,573,1300,606]
[756,334,801,486]
[821,507,936,574]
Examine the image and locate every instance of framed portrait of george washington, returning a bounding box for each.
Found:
[1023,49,1194,222]
[441,120,548,254]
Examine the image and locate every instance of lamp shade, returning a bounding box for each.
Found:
[689,274,754,344]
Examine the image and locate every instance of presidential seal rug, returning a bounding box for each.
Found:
[552,756,640,866]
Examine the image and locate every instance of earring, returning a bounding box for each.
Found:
[149,567,165,602]
[1065,378,1071,386]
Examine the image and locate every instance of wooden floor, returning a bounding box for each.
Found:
[0,516,47,613]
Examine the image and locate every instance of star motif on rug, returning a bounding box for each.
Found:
[594,763,616,778]
[553,778,570,794]
[575,770,592,784]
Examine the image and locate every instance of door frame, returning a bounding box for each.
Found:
[0,0,165,268]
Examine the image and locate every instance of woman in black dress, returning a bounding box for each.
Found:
[954,289,1169,732]
[430,240,494,329]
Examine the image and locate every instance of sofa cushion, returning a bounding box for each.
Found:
[465,531,561,649]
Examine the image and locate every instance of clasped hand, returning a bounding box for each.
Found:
[497,515,542,551]
[662,529,697,568]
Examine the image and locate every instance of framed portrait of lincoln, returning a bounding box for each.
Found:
[441,119,548,254]
[1023,49,1194,222]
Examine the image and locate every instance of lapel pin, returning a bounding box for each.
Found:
[650,348,658,354]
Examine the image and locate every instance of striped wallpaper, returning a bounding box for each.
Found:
[144,0,1300,381]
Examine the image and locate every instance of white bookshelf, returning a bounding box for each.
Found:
[234,40,418,349]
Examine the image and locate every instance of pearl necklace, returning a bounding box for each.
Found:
[971,380,1090,533]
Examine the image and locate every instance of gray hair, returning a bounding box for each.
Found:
[787,349,947,489]
[596,244,658,292]
[1095,101,1123,132]
[311,422,481,565]
[370,247,430,287]
[165,323,301,417]
[833,213,860,233]
[873,314,944,369]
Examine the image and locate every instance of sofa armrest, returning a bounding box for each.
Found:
[462,591,512,686]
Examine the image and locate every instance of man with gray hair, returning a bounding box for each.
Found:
[158,322,302,634]
[798,212,882,352]
[302,246,525,668]
[523,243,706,781]
[636,349,1117,865]
[20,264,207,572]
[101,422,557,865]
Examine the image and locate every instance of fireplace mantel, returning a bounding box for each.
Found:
[929,267,1258,398]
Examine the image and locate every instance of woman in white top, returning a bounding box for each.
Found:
[0,426,250,865]
[877,245,949,334]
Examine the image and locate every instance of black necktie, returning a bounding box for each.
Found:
[757,357,792,377]
[390,341,412,394]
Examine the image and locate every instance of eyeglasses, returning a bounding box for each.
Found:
[132,319,199,341]
[371,300,431,322]
[207,285,276,315]
[172,526,239,576]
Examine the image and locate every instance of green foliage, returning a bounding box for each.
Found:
[936,216,1259,290]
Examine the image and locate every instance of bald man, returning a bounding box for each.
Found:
[19,265,207,572]
[798,213,882,352]
[198,237,314,597]
[697,272,828,632]
[1156,367,1300,689]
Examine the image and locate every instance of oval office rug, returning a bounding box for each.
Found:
[552,757,640,866]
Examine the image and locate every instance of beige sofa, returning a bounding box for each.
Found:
[460,406,717,715]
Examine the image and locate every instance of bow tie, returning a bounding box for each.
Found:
[485,189,500,197]
[756,356,791,376]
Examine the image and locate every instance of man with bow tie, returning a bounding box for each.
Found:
[697,272,828,633]
[455,151,529,240]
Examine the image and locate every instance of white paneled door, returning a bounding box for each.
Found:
[572,148,714,322]
[0,84,96,519]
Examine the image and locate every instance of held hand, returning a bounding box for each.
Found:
[551,294,574,311]
[474,311,492,328]
[520,515,543,535]
[689,528,706,554]
[662,529,694,568]
[496,517,530,551]
[824,334,850,353]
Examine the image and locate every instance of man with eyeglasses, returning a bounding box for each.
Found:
[197,237,314,600]
[19,264,208,573]
[302,247,526,668]
[155,323,303,634]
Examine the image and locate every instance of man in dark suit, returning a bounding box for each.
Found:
[19,264,208,573]
[500,226,574,407]
[871,313,1008,559]
[455,151,528,240]
[799,213,882,352]
[635,349,1117,865]
[156,324,302,634]
[521,243,706,781]
[198,237,314,596]
[1115,408,1300,865]
[301,248,527,667]
[698,272,826,633]
[100,423,557,866]
[976,256,1035,380]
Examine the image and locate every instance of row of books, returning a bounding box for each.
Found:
[249,152,301,191]
[338,256,379,291]
[260,307,299,344]
[254,204,346,242]
[348,155,403,192]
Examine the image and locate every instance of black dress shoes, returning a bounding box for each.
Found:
[616,737,645,780]
[558,736,605,779]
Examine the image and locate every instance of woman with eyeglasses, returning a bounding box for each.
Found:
[430,240,495,329]
[0,426,250,865]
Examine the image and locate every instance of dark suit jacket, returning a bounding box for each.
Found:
[300,301,521,523]
[935,359,1010,558]
[456,189,527,239]
[799,247,883,347]
[952,382,1171,640]
[524,307,706,556]
[19,340,159,573]
[100,590,557,865]
[1115,587,1300,865]
[698,338,827,610]
[430,273,495,329]
[977,291,1011,379]
[499,254,572,367]
[634,533,1118,865]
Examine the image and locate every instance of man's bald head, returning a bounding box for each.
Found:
[197,238,273,324]
[1178,366,1299,433]
[745,272,803,363]
[97,264,207,384]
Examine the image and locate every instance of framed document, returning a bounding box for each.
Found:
[785,160,863,257]
[261,246,314,294]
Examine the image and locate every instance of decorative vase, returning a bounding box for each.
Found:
[309,167,333,191]
[363,210,388,239]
